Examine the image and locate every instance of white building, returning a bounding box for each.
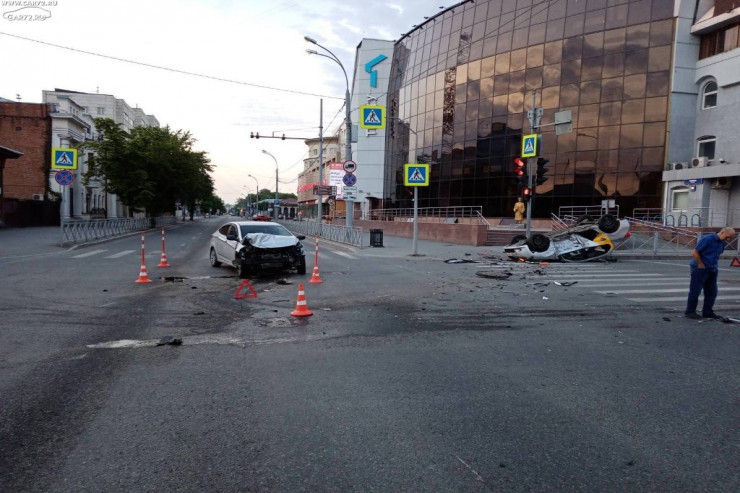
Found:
[662,0,740,228]
[42,88,159,218]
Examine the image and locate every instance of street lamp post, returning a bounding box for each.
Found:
[248,174,259,215]
[305,36,354,228]
[262,150,279,220]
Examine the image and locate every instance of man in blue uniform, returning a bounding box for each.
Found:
[685,227,737,319]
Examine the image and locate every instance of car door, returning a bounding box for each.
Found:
[223,224,241,264]
[214,223,234,261]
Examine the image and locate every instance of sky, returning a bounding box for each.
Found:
[0,0,438,205]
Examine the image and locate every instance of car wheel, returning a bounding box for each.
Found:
[510,234,527,245]
[598,214,619,233]
[576,214,594,225]
[209,248,221,267]
[296,256,307,275]
[527,233,551,253]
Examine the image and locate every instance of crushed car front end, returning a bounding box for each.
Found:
[236,233,306,276]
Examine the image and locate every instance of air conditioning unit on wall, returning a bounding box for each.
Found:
[692,156,709,167]
[673,162,685,170]
[712,177,732,189]
[32,194,43,201]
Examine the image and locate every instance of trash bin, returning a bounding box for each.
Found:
[369,229,384,247]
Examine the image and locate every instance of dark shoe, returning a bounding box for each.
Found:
[702,312,722,319]
[685,312,702,320]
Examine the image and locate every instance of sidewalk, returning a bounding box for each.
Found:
[0,226,71,259]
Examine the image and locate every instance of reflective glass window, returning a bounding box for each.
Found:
[621,99,645,124]
[580,80,602,104]
[623,74,647,99]
[565,14,585,37]
[510,48,527,71]
[602,52,624,78]
[561,83,580,106]
[467,80,480,102]
[646,71,669,97]
[628,0,651,25]
[621,124,644,148]
[644,96,667,121]
[480,78,493,99]
[529,23,547,45]
[563,36,583,61]
[582,56,603,81]
[492,95,508,116]
[526,67,543,91]
[643,122,665,147]
[495,52,510,74]
[598,125,620,149]
[583,32,604,58]
[624,49,648,75]
[561,59,582,84]
[549,0,567,20]
[512,26,530,49]
[650,19,673,46]
[585,9,606,34]
[479,97,493,119]
[481,56,496,78]
[507,113,524,132]
[641,148,664,171]
[497,30,513,53]
[473,21,486,42]
[494,73,510,96]
[577,130,599,150]
[508,92,524,114]
[544,40,563,64]
[509,70,526,93]
[604,27,626,52]
[468,59,481,80]
[455,84,467,104]
[547,17,566,41]
[541,86,561,109]
[578,103,599,127]
[626,23,650,50]
[482,36,497,58]
[601,77,623,102]
[599,101,621,125]
[543,63,562,86]
[648,46,671,72]
[558,133,577,153]
[527,44,544,68]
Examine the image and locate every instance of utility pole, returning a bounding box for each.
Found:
[525,90,542,238]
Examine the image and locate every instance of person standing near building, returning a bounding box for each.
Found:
[513,198,525,225]
[685,227,737,319]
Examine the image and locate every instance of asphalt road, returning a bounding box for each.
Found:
[0,218,738,491]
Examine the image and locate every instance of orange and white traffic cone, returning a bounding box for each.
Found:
[290,283,313,317]
[135,232,152,283]
[308,235,323,284]
[157,227,171,267]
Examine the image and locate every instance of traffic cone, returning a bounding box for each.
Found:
[309,235,323,284]
[135,233,152,283]
[157,227,171,267]
[290,283,313,317]
[234,279,258,299]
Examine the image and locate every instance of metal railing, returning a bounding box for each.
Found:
[558,205,620,219]
[613,217,700,254]
[60,216,177,245]
[368,205,483,221]
[632,207,740,228]
[281,220,363,248]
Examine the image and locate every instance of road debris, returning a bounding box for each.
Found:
[156,336,183,346]
[475,271,512,279]
[445,258,480,264]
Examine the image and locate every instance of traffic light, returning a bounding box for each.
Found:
[514,157,527,184]
[536,157,550,185]
[522,186,533,200]
[250,132,260,139]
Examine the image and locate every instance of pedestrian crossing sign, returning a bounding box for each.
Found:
[521,134,538,158]
[360,105,386,129]
[404,163,430,186]
[51,147,78,170]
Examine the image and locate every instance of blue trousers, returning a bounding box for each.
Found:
[685,266,719,316]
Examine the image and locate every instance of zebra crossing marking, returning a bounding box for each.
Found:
[72,250,107,258]
[105,250,136,258]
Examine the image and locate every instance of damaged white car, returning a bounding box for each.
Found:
[504,214,631,262]
[209,221,307,277]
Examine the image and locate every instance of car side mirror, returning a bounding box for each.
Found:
[226,233,238,241]
[296,235,306,241]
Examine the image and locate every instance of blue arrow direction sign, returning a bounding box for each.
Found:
[51,147,78,170]
[404,164,430,186]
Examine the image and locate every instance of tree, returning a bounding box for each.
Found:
[83,118,215,216]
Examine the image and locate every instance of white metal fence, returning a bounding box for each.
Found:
[60,216,177,245]
[281,220,363,248]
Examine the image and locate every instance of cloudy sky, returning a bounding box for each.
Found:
[0,0,437,204]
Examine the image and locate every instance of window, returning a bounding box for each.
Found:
[699,22,740,59]
[697,137,716,160]
[97,107,105,115]
[702,80,717,109]
[671,187,689,211]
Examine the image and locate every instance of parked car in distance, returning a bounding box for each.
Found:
[504,214,631,262]
[252,214,271,221]
[209,221,307,277]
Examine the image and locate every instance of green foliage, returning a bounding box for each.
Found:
[82,118,215,215]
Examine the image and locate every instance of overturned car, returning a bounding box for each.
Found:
[504,214,631,262]
[209,221,307,277]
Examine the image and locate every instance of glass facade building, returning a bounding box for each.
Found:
[386,0,676,217]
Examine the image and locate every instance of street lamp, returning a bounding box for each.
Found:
[262,150,279,220]
[248,174,259,215]
[305,35,354,228]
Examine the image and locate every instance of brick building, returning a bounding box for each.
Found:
[0,101,51,200]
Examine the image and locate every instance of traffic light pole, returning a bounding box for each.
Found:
[526,89,542,238]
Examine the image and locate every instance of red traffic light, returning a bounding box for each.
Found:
[514,157,526,176]
[523,187,532,198]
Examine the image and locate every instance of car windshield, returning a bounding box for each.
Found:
[239,224,293,236]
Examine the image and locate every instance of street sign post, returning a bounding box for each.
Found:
[521,134,538,158]
[51,148,77,170]
[359,105,386,129]
[404,164,430,256]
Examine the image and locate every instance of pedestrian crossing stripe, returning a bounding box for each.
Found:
[360,105,386,129]
[51,147,78,170]
[521,134,537,158]
[404,163,430,186]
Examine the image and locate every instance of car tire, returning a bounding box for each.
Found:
[296,256,307,275]
[510,234,527,245]
[209,248,221,267]
[598,214,619,233]
[527,233,551,252]
[576,214,594,225]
